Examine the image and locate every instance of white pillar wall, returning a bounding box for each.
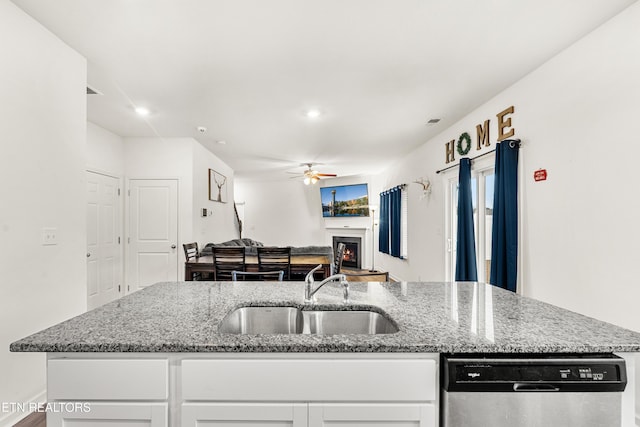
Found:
[0,2,87,424]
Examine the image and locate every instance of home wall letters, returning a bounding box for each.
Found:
[444,105,515,164]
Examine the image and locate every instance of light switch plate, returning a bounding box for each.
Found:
[42,227,58,245]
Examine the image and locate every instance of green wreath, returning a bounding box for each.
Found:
[457,132,472,156]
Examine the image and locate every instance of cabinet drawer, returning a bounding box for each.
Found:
[47,402,167,427]
[182,358,436,401]
[48,359,168,400]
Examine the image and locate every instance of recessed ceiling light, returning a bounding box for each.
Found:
[427,118,441,124]
[306,109,321,119]
[216,140,227,145]
[135,107,150,116]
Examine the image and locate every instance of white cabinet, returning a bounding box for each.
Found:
[181,356,439,427]
[46,358,169,427]
[182,358,436,401]
[309,403,436,427]
[48,358,168,400]
[181,403,436,427]
[47,354,439,427]
[47,402,167,427]
[182,403,307,427]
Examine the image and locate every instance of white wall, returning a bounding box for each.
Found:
[371,137,447,282]
[375,2,640,332]
[192,141,238,247]
[87,121,124,176]
[234,178,327,247]
[234,175,373,251]
[0,1,87,424]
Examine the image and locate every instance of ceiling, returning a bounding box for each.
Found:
[12,0,637,180]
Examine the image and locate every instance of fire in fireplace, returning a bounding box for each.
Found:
[333,236,362,269]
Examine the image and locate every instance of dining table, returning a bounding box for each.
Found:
[184,254,331,281]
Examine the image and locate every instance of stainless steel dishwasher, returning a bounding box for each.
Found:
[441,354,627,427]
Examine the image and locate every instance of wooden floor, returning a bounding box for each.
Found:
[13,411,45,427]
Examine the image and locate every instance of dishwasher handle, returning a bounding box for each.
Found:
[513,383,560,392]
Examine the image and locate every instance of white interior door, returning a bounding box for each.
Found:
[87,171,122,310]
[128,179,178,293]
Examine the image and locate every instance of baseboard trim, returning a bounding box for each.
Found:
[0,389,46,427]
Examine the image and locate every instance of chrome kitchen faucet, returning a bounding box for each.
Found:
[304,265,349,304]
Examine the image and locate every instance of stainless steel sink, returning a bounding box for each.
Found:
[302,310,398,334]
[218,306,398,335]
[217,306,303,334]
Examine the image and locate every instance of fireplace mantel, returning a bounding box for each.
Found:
[324,226,373,270]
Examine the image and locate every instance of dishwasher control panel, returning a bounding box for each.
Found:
[442,354,627,392]
[456,364,617,382]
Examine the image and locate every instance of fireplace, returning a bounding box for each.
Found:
[333,236,362,269]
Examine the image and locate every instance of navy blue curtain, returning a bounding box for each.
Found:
[490,139,520,292]
[389,187,402,257]
[378,192,390,254]
[455,158,478,281]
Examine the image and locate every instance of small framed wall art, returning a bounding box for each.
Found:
[209,169,227,203]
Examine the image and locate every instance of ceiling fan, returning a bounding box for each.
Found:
[289,163,337,185]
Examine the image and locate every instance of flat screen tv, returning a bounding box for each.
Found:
[320,183,369,218]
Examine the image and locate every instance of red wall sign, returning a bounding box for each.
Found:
[534,169,548,182]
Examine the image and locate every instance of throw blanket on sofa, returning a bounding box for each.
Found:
[200,239,332,257]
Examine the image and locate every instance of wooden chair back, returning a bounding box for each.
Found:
[213,246,246,281]
[231,270,285,281]
[183,242,205,280]
[333,243,346,274]
[183,242,199,260]
[257,247,291,280]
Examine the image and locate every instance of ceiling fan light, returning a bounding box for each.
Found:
[311,176,319,184]
[304,177,311,185]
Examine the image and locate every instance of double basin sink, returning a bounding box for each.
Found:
[219,306,398,335]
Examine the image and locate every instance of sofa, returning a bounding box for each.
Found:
[200,238,333,257]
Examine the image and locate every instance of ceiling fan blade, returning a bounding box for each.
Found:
[316,173,337,177]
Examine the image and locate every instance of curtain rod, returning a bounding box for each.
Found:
[380,183,407,195]
[436,149,495,174]
[435,138,521,174]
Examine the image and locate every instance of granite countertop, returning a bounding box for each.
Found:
[10,281,640,353]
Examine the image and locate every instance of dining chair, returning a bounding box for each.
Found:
[183,242,199,259]
[333,242,346,275]
[183,242,210,280]
[231,270,285,281]
[213,246,246,281]
[257,247,291,280]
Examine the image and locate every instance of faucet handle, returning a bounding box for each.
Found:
[341,277,350,304]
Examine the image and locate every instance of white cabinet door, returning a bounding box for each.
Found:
[308,403,436,427]
[47,402,167,427]
[182,403,307,427]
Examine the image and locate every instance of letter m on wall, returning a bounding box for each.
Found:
[476,120,490,149]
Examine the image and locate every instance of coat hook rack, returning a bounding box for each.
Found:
[413,178,431,199]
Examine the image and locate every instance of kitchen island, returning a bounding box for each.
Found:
[11,281,640,426]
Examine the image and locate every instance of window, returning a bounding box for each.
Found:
[445,160,494,281]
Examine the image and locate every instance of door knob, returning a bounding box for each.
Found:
[171,244,177,249]
[86,253,91,258]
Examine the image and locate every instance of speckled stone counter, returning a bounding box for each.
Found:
[10,281,640,353]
